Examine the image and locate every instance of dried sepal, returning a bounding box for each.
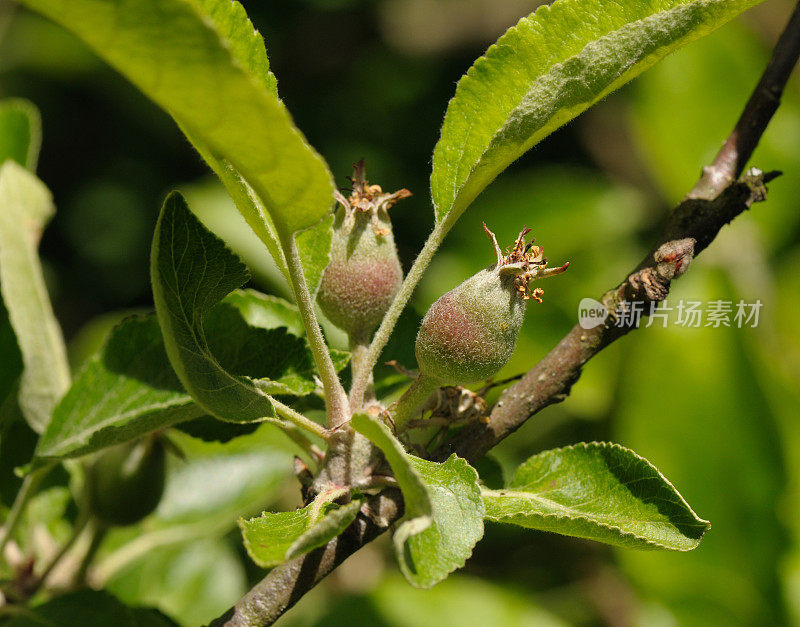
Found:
[485,223,569,302]
[343,159,411,235]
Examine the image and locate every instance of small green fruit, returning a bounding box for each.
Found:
[416,224,568,385]
[87,436,166,527]
[318,161,409,339]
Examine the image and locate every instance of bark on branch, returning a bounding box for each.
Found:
[210,3,800,624]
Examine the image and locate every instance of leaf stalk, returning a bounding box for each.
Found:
[279,229,349,428]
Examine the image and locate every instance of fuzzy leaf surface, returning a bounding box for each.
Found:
[36,315,202,460]
[0,161,69,433]
[396,455,484,589]
[18,0,334,234]
[431,0,765,223]
[482,442,710,551]
[240,497,362,568]
[182,143,335,297]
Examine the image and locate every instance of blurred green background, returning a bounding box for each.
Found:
[1,0,799,624]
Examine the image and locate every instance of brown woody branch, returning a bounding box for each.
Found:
[210,3,800,624]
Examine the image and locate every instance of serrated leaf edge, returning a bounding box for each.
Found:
[482,441,710,552]
[398,455,485,589]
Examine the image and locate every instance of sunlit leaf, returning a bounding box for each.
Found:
[351,413,483,587]
[240,496,363,568]
[398,455,484,588]
[18,0,334,234]
[431,0,765,224]
[483,442,710,551]
[0,161,69,433]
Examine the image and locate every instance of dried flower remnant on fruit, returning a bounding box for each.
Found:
[484,223,570,304]
[318,160,410,338]
[335,159,411,236]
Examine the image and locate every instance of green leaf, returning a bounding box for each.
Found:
[37,315,203,460]
[285,498,363,560]
[204,303,328,398]
[350,412,432,527]
[40,288,338,459]
[151,191,275,424]
[0,161,69,433]
[156,435,291,527]
[431,0,764,223]
[398,455,485,589]
[3,589,177,626]
[239,496,362,568]
[482,442,710,551]
[222,289,304,337]
[0,98,41,170]
[350,413,484,588]
[349,416,484,589]
[19,0,334,234]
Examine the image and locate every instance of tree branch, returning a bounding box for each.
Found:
[690,0,800,200]
[209,3,800,624]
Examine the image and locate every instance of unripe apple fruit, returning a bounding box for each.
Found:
[318,160,410,340]
[416,224,568,385]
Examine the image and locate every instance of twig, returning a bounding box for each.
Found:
[690,0,800,200]
[72,520,107,587]
[279,230,350,428]
[270,398,330,441]
[29,500,90,595]
[0,464,53,560]
[209,4,800,624]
